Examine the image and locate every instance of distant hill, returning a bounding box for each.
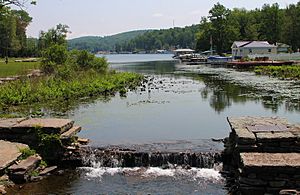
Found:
[68,30,149,52]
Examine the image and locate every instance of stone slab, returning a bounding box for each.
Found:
[60,126,81,139]
[241,153,300,168]
[228,117,290,130]
[39,166,57,176]
[256,131,297,143]
[247,124,289,132]
[0,140,28,171]
[235,128,257,144]
[0,118,26,132]
[9,155,41,173]
[12,118,74,134]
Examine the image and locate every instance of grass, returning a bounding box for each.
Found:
[254,65,300,79]
[0,58,40,77]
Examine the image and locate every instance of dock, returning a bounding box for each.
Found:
[224,116,300,194]
[226,60,294,68]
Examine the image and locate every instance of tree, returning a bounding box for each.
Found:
[228,8,259,40]
[282,2,300,51]
[38,24,69,50]
[259,3,283,44]
[208,3,232,53]
[196,17,212,52]
[0,0,36,9]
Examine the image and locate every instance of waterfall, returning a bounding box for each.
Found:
[80,147,222,169]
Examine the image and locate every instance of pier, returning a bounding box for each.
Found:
[224,116,300,194]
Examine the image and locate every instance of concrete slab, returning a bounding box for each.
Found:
[12,118,74,134]
[241,153,300,167]
[0,140,28,171]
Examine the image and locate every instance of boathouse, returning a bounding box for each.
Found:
[231,41,277,59]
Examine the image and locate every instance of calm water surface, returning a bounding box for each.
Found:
[9,54,300,194]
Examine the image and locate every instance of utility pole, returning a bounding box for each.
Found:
[210,35,213,56]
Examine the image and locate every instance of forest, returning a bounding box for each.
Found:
[119,2,300,54]
[1,1,300,57]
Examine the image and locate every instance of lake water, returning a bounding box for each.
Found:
[9,54,300,194]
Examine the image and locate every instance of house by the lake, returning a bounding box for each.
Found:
[232,41,277,59]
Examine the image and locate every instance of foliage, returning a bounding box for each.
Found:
[196,2,300,53]
[119,25,200,52]
[39,160,47,168]
[19,148,36,160]
[255,65,300,79]
[41,44,68,73]
[0,7,32,57]
[0,71,143,109]
[0,0,36,9]
[68,30,149,52]
[38,24,69,52]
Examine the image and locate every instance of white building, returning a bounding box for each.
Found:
[232,41,277,59]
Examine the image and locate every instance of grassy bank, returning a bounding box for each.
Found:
[0,59,40,77]
[0,70,143,109]
[255,65,300,79]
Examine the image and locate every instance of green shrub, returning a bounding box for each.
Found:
[41,44,68,73]
[19,148,36,160]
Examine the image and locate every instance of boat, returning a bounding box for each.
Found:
[207,56,233,65]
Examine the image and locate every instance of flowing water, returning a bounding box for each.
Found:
[8,54,300,194]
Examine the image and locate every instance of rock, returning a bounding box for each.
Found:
[39,166,57,176]
[0,141,29,172]
[279,189,300,195]
[12,118,74,134]
[77,138,90,145]
[240,153,300,168]
[239,177,267,186]
[60,126,81,140]
[8,155,41,184]
[0,185,6,194]
[256,132,296,143]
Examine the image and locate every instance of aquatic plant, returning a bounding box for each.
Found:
[0,71,143,110]
[255,65,300,80]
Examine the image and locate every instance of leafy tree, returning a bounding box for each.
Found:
[259,3,283,44]
[282,2,300,51]
[0,0,36,9]
[208,3,232,53]
[38,24,69,51]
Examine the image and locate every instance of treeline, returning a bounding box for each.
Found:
[117,25,199,52]
[196,2,300,53]
[117,2,300,54]
[68,30,149,53]
[0,7,36,57]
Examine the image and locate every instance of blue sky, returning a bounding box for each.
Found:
[26,0,299,39]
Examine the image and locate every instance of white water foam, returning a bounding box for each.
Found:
[80,166,223,184]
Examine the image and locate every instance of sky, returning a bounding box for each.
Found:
[25,0,299,39]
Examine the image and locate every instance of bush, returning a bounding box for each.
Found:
[41,44,68,73]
